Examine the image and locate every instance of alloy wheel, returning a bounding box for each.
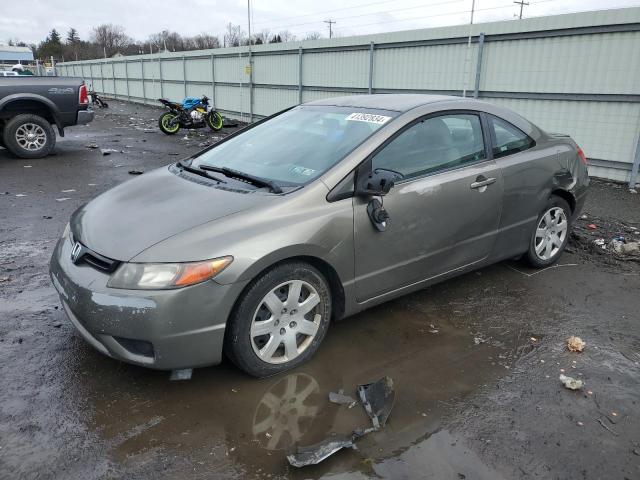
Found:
[15,123,47,151]
[250,280,322,364]
[534,206,568,260]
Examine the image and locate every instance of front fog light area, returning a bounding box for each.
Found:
[107,256,233,290]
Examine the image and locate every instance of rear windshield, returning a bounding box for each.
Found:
[192,105,398,186]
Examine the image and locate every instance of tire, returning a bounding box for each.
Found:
[207,111,223,131]
[3,114,56,159]
[525,195,572,268]
[225,262,332,377]
[158,112,180,135]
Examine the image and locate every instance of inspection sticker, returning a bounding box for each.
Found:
[346,112,391,125]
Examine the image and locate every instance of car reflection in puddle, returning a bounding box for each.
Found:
[75,292,539,478]
[252,373,321,451]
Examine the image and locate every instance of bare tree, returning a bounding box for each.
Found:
[303,31,322,40]
[223,23,244,47]
[148,30,186,52]
[277,30,296,42]
[91,24,130,57]
[253,29,271,45]
[191,33,220,50]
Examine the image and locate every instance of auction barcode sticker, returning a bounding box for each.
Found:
[346,113,391,125]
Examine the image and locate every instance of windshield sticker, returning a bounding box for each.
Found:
[290,166,316,176]
[346,112,391,125]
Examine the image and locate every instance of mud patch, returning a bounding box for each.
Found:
[569,213,640,270]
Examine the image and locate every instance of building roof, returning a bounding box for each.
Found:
[0,45,34,62]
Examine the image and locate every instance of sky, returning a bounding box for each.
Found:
[1,0,639,45]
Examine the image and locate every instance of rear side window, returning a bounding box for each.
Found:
[489,115,534,158]
[372,113,486,180]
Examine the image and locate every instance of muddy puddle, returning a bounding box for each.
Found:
[46,294,539,479]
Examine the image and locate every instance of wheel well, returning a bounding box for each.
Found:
[0,100,56,125]
[233,256,346,323]
[551,189,576,213]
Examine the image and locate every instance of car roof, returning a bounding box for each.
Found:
[303,94,466,113]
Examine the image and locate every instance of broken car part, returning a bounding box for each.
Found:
[287,434,356,467]
[329,390,358,408]
[288,377,395,467]
[357,376,395,430]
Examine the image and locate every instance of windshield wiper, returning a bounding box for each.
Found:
[177,160,226,183]
[199,165,283,194]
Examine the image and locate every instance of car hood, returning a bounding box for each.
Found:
[71,166,270,261]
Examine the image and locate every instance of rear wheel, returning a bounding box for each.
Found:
[225,262,332,377]
[525,195,571,268]
[207,111,223,131]
[2,114,56,159]
[158,112,180,135]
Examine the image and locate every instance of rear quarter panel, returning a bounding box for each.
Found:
[490,136,588,261]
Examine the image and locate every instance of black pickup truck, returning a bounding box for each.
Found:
[0,76,94,158]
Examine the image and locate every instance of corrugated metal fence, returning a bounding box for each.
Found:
[58,7,640,186]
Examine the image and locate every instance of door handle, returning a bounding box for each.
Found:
[470,177,496,189]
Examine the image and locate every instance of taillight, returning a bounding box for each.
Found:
[576,146,587,165]
[79,84,88,105]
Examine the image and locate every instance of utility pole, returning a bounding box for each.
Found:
[247,0,253,122]
[324,19,336,39]
[514,0,529,19]
[461,0,476,97]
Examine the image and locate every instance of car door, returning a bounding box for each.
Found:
[353,111,503,302]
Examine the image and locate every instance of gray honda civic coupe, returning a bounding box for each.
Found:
[50,94,588,377]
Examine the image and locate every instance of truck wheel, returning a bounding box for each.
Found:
[3,114,56,159]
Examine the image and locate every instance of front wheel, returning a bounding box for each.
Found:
[207,111,223,131]
[225,262,332,377]
[158,112,180,135]
[525,195,572,268]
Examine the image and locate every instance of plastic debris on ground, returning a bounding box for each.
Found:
[356,376,395,432]
[287,435,356,467]
[587,224,597,230]
[287,376,395,468]
[100,148,120,155]
[329,390,358,408]
[567,336,585,352]
[169,368,192,381]
[128,170,144,175]
[559,374,583,390]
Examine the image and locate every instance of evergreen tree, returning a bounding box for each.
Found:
[66,28,80,44]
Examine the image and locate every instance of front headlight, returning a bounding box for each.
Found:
[107,256,233,290]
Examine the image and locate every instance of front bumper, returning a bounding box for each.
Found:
[49,235,248,370]
[77,109,95,125]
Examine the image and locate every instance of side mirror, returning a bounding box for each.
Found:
[356,168,401,196]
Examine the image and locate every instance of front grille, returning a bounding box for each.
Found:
[70,235,120,273]
[83,251,120,273]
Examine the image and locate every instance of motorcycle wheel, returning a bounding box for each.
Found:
[207,111,224,131]
[159,112,180,135]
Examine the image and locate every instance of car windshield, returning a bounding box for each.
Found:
[191,105,397,186]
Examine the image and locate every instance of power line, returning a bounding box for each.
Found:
[283,0,555,38]
[323,19,336,38]
[251,0,429,27]
[514,0,530,19]
[254,0,466,32]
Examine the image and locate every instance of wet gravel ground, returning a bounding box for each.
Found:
[1,101,639,480]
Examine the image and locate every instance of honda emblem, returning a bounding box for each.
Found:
[70,242,83,263]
